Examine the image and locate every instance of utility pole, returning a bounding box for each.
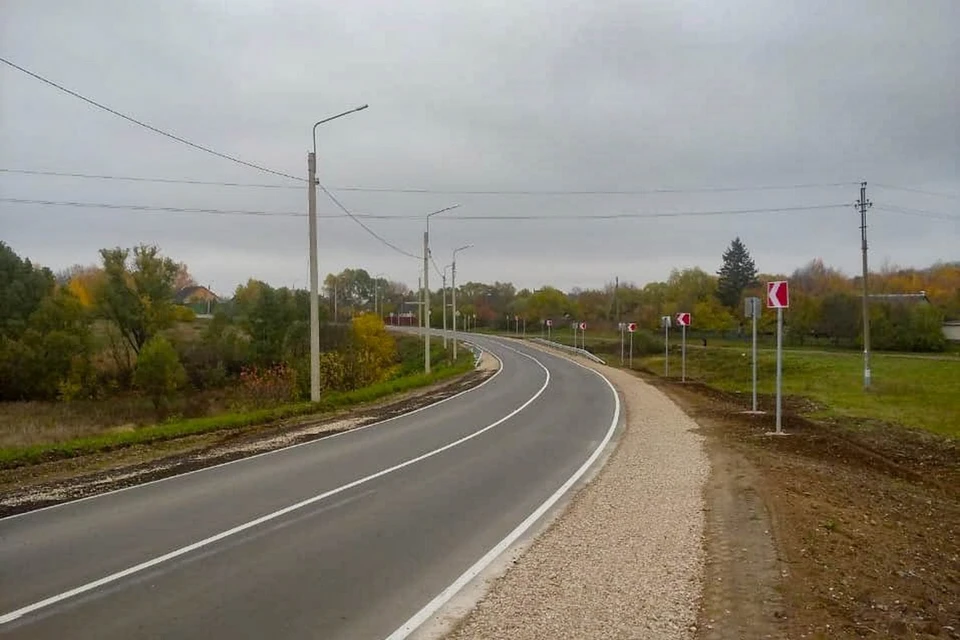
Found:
[307,104,368,403]
[423,232,431,374]
[333,279,338,324]
[451,244,472,361]
[442,268,448,349]
[857,181,873,389]
[307,152,320,402]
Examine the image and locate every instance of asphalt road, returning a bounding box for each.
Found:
[0,336,619,639]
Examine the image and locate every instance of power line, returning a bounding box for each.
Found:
[0,168,300,189]
[0,56,303,183]
[314,184,421,259]
[332,182,859,196]
[1,198,313,217]
[874,205,959,221]
[1,198,852,221]
[873,183,960,200]
[430,203,851,219]
[0,58,420,258]
[0,167,859,196]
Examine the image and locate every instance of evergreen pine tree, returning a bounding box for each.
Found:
[716,237,758,308]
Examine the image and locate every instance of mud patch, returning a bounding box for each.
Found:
[648,374,960,640]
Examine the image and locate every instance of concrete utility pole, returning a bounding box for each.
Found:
[422,205,460,374]
[423,232,431,374]
[307,103,368,402]
[442,265,451,349]
[857,181,873,389]
[451,244,473,361]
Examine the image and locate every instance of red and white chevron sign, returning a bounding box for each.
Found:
[675,312,691,327]
[766,280,790,308]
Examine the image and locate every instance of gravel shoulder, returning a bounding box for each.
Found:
[446,351,709,639]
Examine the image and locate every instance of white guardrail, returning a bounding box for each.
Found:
[529,338,606,365]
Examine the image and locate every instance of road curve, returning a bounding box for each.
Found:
[0,336,619,639]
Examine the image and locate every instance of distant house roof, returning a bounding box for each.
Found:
[175,285,220,304]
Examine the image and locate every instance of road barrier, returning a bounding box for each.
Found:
[530,338,606,365]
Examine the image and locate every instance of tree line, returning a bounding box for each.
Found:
[0,242,406,406]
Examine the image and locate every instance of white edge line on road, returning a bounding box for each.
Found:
[0,347,546,626]
[0,346,503,523]
[382,345,622,640]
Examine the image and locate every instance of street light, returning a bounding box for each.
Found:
[441,263,452,349]
[308,104,368,403]
[451,244,473,361]
[422,204,460,374]
[373,272,387,319]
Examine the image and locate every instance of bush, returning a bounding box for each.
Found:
[237,363,298,409]
[134,335,187,414]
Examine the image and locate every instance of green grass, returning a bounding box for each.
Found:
[637,348,960,437]
[0,357,475,469]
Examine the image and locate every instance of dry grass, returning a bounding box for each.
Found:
[0,389,237,448]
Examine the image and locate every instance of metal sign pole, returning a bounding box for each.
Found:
[664,322,670,377]
[752,301,759,412]
[681,324,687,382]
[629,330,634,369]
[776,306,783,434]
[620,324,624,365]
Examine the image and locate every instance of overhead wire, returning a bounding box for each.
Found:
[873,183,959,200]
[3,198,854,220]
[0,56,420,258]
[873,205,959,221]
[1,167,859,196]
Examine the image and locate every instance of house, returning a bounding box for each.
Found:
[175,285,220,317]
[944,321,960,342]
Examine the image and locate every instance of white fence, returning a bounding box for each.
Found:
[530,338,606,365]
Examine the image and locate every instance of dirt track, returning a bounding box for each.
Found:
[655,376,960,640]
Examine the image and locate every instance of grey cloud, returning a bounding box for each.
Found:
[1,0,957,295]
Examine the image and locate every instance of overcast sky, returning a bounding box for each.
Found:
[1,0,957,294]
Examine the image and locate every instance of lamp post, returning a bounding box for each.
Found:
[308,104,368,402]
[373,272,387,320]
[422,205,460,374]
[442,264,453,349]
[451,244,473,361]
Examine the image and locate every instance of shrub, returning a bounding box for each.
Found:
[134,335,187,414]
[237,363,298,408]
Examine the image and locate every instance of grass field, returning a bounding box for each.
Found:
[637,348,960,437]
[0,355,475,469]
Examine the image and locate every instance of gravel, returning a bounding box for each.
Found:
[446,358,709,640]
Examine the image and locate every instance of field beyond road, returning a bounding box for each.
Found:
[636,347,960,437]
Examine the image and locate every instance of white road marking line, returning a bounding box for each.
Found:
[0,348,504,522]
[0,349,546,625]
[383,346,621,640]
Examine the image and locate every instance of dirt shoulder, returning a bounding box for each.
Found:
[0,367,495,518]
[654,376,960,640]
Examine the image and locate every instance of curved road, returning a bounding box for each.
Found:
[0,336,619,639]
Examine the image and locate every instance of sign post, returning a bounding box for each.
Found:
[766,281,790,434]
[546,318,552,341]
[579,322,587,350]
[676,313,691,382]
[662,315,672,377]
[628,322,637,369]
[619,322,625,365]
[744,297,761,412]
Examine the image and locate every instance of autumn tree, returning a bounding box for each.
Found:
[97,245,180,355]
[716,237,758,308]
[0,241,55,338]
[134,335,187,414]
